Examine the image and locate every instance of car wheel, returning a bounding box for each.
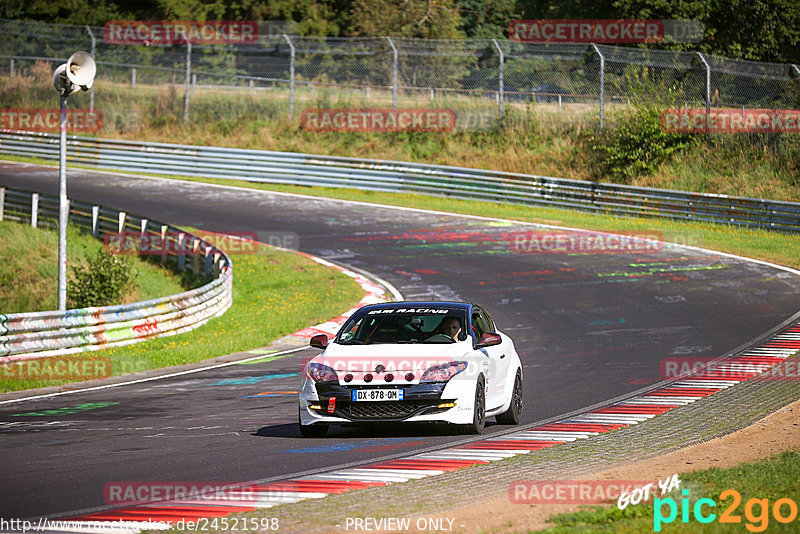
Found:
[496,369,523,425]
[298,407,328,438]
[461,375,486,434]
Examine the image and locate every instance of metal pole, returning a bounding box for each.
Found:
[591,43,605,131]
[493,39,504,122]
[184,40,191,122]
[386,37,398,110]
[282,34,295,119]
[86,25,96,113]
[696,52,711,138]
[792,65,800,79]
[131,67,136,88]
[58,93,68,311]
[9,58,14,78]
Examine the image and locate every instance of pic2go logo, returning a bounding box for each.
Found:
[654,489,800,532]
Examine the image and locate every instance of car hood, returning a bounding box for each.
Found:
[310,341,471,373]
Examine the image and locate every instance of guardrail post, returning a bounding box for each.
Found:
[493,39,504,122]
[31,193,39,228]
[86,25,96,113]
[204,247,213,276]
[282,34,295,119]
[161,225,168,264]
[131,67,136,89]
[590,43,605,131]
[91,205,99,236]
[140,218,148,234]
[192,238,200,273]
[386,37,398,111]
[696,52,711,139]
[0,187,4,221]
[213,252,221,279]
[184,39,192,122]
[177,232,186,271]
[118,211,126,233]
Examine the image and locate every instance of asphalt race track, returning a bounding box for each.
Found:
[2,163,800,520]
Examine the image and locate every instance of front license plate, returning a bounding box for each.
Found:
[351,389,404,402]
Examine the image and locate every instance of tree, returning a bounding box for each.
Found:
[455,0,518,39]
[349,0,462,39]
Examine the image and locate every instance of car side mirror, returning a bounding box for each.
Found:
[476,332,501,348]
[310,334,329,349]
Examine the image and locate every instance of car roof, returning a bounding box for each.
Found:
[358,301,473,312]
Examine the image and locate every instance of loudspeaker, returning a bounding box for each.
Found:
[66,51,96,90]
[52,51,96,95]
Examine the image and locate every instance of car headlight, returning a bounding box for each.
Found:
[306,362,339,384]
[420,361,468,383]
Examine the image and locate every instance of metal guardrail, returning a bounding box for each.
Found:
[1,130,799,232]
[0,185,233,361]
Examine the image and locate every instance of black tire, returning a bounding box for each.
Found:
[496,370,523,425]
[298,407,329,438]
[461,375,486,434]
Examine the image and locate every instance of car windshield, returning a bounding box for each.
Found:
[338,309,468,345]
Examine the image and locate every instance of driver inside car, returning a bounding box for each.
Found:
[427,316,463,342]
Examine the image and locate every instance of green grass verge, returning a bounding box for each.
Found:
[0,238,363,393]
[0,221,187,313]
[542,448,800,533]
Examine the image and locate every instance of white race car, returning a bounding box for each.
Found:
[298,301,523,437]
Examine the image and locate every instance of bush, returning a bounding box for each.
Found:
[68,249,138,308]
[588,106,699,183]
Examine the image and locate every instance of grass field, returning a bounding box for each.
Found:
[2,72,798,202]
[0,221,187,313]
[0,227,363,393]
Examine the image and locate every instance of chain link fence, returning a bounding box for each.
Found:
[1,18,798,133]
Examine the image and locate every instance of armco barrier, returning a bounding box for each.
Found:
[0,186,233,362]
[1,130,799,232]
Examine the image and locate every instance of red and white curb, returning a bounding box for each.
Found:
[58,324,800,533]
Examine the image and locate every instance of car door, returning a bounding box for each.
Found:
[471,307,508,411]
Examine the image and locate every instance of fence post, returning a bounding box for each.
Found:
[590,43,605,131]
[31,193,39,228]
[282,34,295,119]
[493,39,504,122]
[386,37,398,110]
[178,232,186,271]
[86,25,96,113]
[696,52,711,138]
[9,58,14,78]
[184,40,192,122]
[131,67,136,88]
[91,206,99,236]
